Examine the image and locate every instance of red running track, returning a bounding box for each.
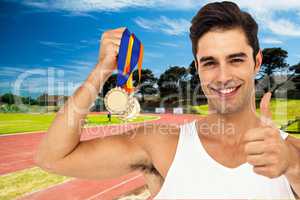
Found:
[0,114,200,200]
[0,114,198,175]
[21,171,147,200]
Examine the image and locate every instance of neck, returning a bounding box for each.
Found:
[205,101,260,146]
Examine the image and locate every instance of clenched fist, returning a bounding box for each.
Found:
[244,92,295,178]
[97,27,126,78]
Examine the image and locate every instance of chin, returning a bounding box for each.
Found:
[217,107,241,114]
[211,101,244,115]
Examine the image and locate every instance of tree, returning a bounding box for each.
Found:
[258,48,289,91]
[37,93,48,106]
[261,48,288,75]
[1,93,15,104]
[291,62,300,94]
[158,66,188,105]
[187,61,205,104]
[291,63,300,90]
[133,69,158,102]
[0,93,39,105]
[22,96,38,105]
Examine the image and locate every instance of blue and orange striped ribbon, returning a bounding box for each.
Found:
[117,29,143,93]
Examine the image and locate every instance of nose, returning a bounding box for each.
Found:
[215,62,233,85]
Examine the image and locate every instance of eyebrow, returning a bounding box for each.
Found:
[199,52,248,63]
[199,56,215,63]
[227,52,247,59]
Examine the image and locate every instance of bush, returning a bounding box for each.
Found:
[0,104,20,113]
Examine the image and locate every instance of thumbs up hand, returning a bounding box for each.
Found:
[243,92,293,178]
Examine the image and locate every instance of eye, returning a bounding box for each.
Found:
[230,58,244,63]
[203,61,216,67]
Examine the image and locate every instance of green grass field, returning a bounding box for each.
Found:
[0,167,70,200]
[0,113,55,134]
[191,99,300,133]
[0,113,159,135]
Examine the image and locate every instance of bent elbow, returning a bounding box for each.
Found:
[34,152,57,173]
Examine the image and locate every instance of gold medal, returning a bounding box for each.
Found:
[104,87,134,115]
[122,97,140,120]
[104,29,143,118]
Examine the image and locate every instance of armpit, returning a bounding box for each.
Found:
[130,162,164,195]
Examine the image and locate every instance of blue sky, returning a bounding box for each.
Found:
[1,0,300,97]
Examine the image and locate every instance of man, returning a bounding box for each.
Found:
[35,1,300,199]
[107,112,112,122]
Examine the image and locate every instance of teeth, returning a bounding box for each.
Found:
[219,87,236,94]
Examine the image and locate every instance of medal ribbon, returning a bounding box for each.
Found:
[117,28,143,93]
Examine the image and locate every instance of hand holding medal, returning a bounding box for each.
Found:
[104,28,143,119]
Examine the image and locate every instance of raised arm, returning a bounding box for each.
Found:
[35,28,152,180]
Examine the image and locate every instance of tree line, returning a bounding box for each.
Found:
[1,47,299,108]
[101,47,300,108]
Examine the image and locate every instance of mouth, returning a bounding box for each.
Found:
[210,85,242,99]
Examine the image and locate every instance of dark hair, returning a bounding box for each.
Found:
[190,1,259,61]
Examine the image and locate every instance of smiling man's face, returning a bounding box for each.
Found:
[196,28,261,114]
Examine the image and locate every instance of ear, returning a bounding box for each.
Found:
[254,49,263,74]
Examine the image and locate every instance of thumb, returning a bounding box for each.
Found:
[259,92,273,126]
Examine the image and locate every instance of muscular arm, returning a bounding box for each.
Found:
[35,64,152,179]
[285,135,300,198]
[35,28,153,180]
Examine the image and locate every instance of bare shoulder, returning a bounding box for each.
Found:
[128,122,180,176]
[124,122,181,194]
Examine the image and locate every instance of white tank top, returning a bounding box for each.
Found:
[154,120,295,199]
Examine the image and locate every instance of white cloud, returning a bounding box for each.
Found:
[261,37,283,45]
[0,67,26,77]
[23,0,151,12]
[20,0,300,37]
[39,41,70,50]
[263,18,300,37]
[23,0,300,13]
[80,38,99,45]
[233,0,300,13]
[62,11,98,19]
[134,16,190,36]
[39,40,88,51]
[70,60,96,67]
[158,42,181,48]
[231,0,300,37]
[145,52,164,58]
[22,0,203,12]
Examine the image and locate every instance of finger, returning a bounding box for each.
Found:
[243,129,265,142]
[112,43,119,55]
[101,34,123,43]
[103,38,121,47]
[244,140,265,155]
[105,27,127,33]
[100,30,125,42]
[246,154,269,166]
[253,166,268,175]
[253,166,280,178]
[259,92,272,125]
[112,27,127,32]
[109,27,128,38]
